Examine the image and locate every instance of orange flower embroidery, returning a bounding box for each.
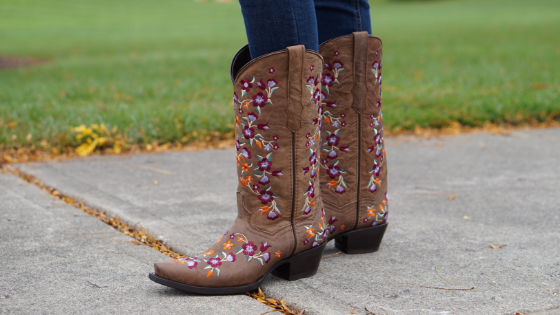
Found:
[306,227,315,238]
[223,241,233,250]
[215,236,223,243]
[339,225,346,230]
[235,115,240,126]
[275,250,282,258]
[246,176,253,183]
[259,206,270,215]
[237,236,244,242]
[242,163,250,172]
[204,250,214,256]
[207,270,214,277]
[367,206,376,217]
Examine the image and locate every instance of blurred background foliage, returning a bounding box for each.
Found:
[0,0,559,152]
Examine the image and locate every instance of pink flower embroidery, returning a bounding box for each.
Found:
[207,257,222,268]
[242,241,257,256]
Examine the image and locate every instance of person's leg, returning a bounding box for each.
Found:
[239,0,319,59]
[314,0,372,44]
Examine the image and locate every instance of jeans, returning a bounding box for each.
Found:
[239,0,371,59]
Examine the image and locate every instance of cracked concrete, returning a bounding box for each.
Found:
[8,128,560,314]
[0,174,276,314]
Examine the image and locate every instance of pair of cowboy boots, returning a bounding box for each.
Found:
[149,32,388,294]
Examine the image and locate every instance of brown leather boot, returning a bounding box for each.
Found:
[149,45,328,294]
[318,32,389,254]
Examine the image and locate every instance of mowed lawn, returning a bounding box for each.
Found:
[1,0,559,150]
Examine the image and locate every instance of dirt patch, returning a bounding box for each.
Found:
[0,56,46,70]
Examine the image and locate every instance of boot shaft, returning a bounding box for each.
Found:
[231,45,327,254]
[319,32,388,235]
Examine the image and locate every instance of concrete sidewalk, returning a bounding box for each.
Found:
[4,128,560,314]
[0,174,276,314]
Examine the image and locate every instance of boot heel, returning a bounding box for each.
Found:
[334,223,388,254]
[272,242,326,281]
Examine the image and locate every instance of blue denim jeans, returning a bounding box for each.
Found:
[239,0,371,59]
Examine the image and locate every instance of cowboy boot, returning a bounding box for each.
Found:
[318,32,389,254]
[149,45,329,294]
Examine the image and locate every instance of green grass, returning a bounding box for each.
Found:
[1,0,559,150]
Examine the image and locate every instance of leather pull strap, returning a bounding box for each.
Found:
[286,45,305,132]
[351,31,369,113]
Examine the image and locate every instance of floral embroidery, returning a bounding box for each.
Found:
[235,77,283,220]
[234,233,273,265]
[361,194,389,227]
[321,55,349,195]
[172,256,201,269]
[300,69,323,215]
[223,241,233,250]
[371,59,382,87]
[275,250,282,258]
[366,111,385,194]
[203,252,237,277]
[302,208,329,248]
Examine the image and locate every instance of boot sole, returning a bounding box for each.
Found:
[148,241,326,295]
[329,223,388,254]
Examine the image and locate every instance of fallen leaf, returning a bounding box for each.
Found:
[490,244,505,249]
[154,180,159,185]
[463,215,469,220]
[449,194,455,201]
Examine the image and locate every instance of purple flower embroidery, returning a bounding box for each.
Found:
[247,112,258,121]
[263,252,271,263]
[309,152,317,165]
[333,60,343,69]
[259,176,270,185]
[226,253,236,262]
[267,211,279,220]
[335,186,346,194]
[327,164,341,179]
[267,78,278,88]
[322,73,334,87]
[258,157,272,171]
[326,134,340,146]
[258,190,274,204]
[307,182,315,198]
[242,125,255,139]
[241,147,252,159]
[252,92,268,107]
